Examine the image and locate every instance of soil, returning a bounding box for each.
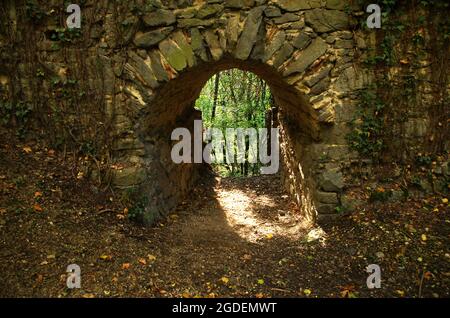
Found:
[0,131,449,298]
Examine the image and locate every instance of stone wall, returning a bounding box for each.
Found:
[0,0,448,224]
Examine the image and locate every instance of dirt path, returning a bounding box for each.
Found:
[0,135,449,298]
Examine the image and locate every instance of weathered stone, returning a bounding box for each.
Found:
[316,203,336,214]
[272,43,294,68]
[190,28,209,61]
[316,191,339,204]
[159,38,188,71]
[273,13,300,24]
[263,30,285,62]
[405,119,429,138]
[335,39,354,49]
[235,6,265,60]
[112,166,147,187]
[177,7,198,19]
[142,9,176,27]
[326,0,347,10]
[264,6,282,17]
[204,30,223,60]
[149,51,169,82]
[273,0,310,11]
[114,137,145,151]
[133,27,173,48]
[226,14,240,50]
[283,37,328,76]
[225,0,255,8]
[171,31,195,67]
[292,33,311,50]
[196,4,224,19]
[320,169,344,192]
[334,67,370,94]
[305,9,349,33]
[304,65,331,87]
[178,18,215,28]
[309,76,330,95]
[128,52,159,89]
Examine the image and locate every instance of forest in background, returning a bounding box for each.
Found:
[195,69,273,177]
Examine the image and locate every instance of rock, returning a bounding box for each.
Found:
[334,67,370,93]
[149,51,170,82]
[133,27,173,48]
[177,18,215,28]
[235,6,265,60]
[264,6,282,17]
[320,169,344,192]
[142,9,176,27]
[309,77,330,95]
[326,0,347,10]
[283,37,328,76]
[335,39,354,49]
[159,38,188,71]
[304,65,331,87]
[190,28,209,61]
[273,0,311,11]
[292,33,311,50]
[272,43,293,68]
[316,191,338,204]
[196,4,224,19]
[305,9,349,33]
[273,13,300,24]
[112,166,147,187]
[204,30,223,60]
[128,54,159,89]
[225,14,240,50]
[171,31,195,67]
[316,203,336,214]
[225,0,255,8]
[262,30,285,62]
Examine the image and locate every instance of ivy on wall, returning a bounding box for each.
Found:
[348,0,449,162]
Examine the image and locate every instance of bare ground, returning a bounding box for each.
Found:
[0,133,449,298]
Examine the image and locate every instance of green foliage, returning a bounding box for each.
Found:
[195,69,272,177]
[25,0,46,22]
[0,99,32,138]
[347,90,385,159]
[50,28,82,43]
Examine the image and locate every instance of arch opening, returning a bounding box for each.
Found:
[132,58,320,225]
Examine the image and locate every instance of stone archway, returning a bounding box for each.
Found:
[109,0,364,224]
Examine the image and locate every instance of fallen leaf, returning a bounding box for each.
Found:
[303,289,312,296]
[421,234,427,241]
[34,191,42,198]
[138,258,147,265]
[257,279,264,285]
[99,254,112,261]
[22,146,32,154]
[33,204,43,212]
[255,293,264,298]
[82,293,95,298]
[122,263,131,270]
[220,276,229,284]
